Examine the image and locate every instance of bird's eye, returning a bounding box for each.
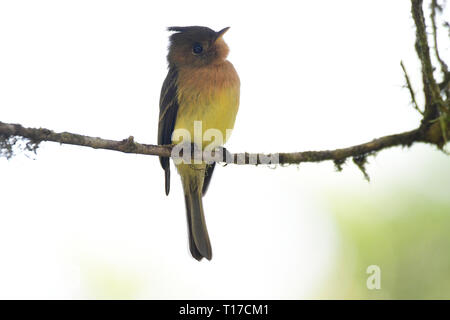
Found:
[192,43,203,54]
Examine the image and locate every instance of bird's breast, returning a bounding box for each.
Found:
[173,61,240,149]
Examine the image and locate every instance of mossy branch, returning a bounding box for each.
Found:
[0,120,447,166]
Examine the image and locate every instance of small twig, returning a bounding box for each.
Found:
[401,60,424,115]
[430,0,449,74]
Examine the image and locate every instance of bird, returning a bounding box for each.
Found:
[157,26,240,261]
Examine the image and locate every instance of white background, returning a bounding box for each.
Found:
[0,0,448,298]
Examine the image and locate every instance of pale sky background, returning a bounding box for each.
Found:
[0,1,448,299]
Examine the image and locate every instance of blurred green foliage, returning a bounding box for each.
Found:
[324,189,450,299]
[80,259,144,299]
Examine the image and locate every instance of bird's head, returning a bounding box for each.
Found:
[167,26,230,68]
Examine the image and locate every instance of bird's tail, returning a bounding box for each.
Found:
[180,165,212,261]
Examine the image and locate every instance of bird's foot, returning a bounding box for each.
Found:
[215,146,233,164]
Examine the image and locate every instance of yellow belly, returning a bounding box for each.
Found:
[172,61,240,150]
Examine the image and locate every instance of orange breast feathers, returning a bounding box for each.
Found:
[173,60,240,149]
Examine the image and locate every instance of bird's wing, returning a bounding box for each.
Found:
[158,67,179,195]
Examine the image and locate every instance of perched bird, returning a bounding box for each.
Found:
[158,26,240,261]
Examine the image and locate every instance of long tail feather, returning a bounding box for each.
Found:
[181,166,212,261]
[184,193,212,260]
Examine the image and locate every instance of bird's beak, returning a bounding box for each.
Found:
[215,27,230,42]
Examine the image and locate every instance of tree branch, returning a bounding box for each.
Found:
[0,121,172,159]
[0,120,447,167]
[412,0,449,144]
